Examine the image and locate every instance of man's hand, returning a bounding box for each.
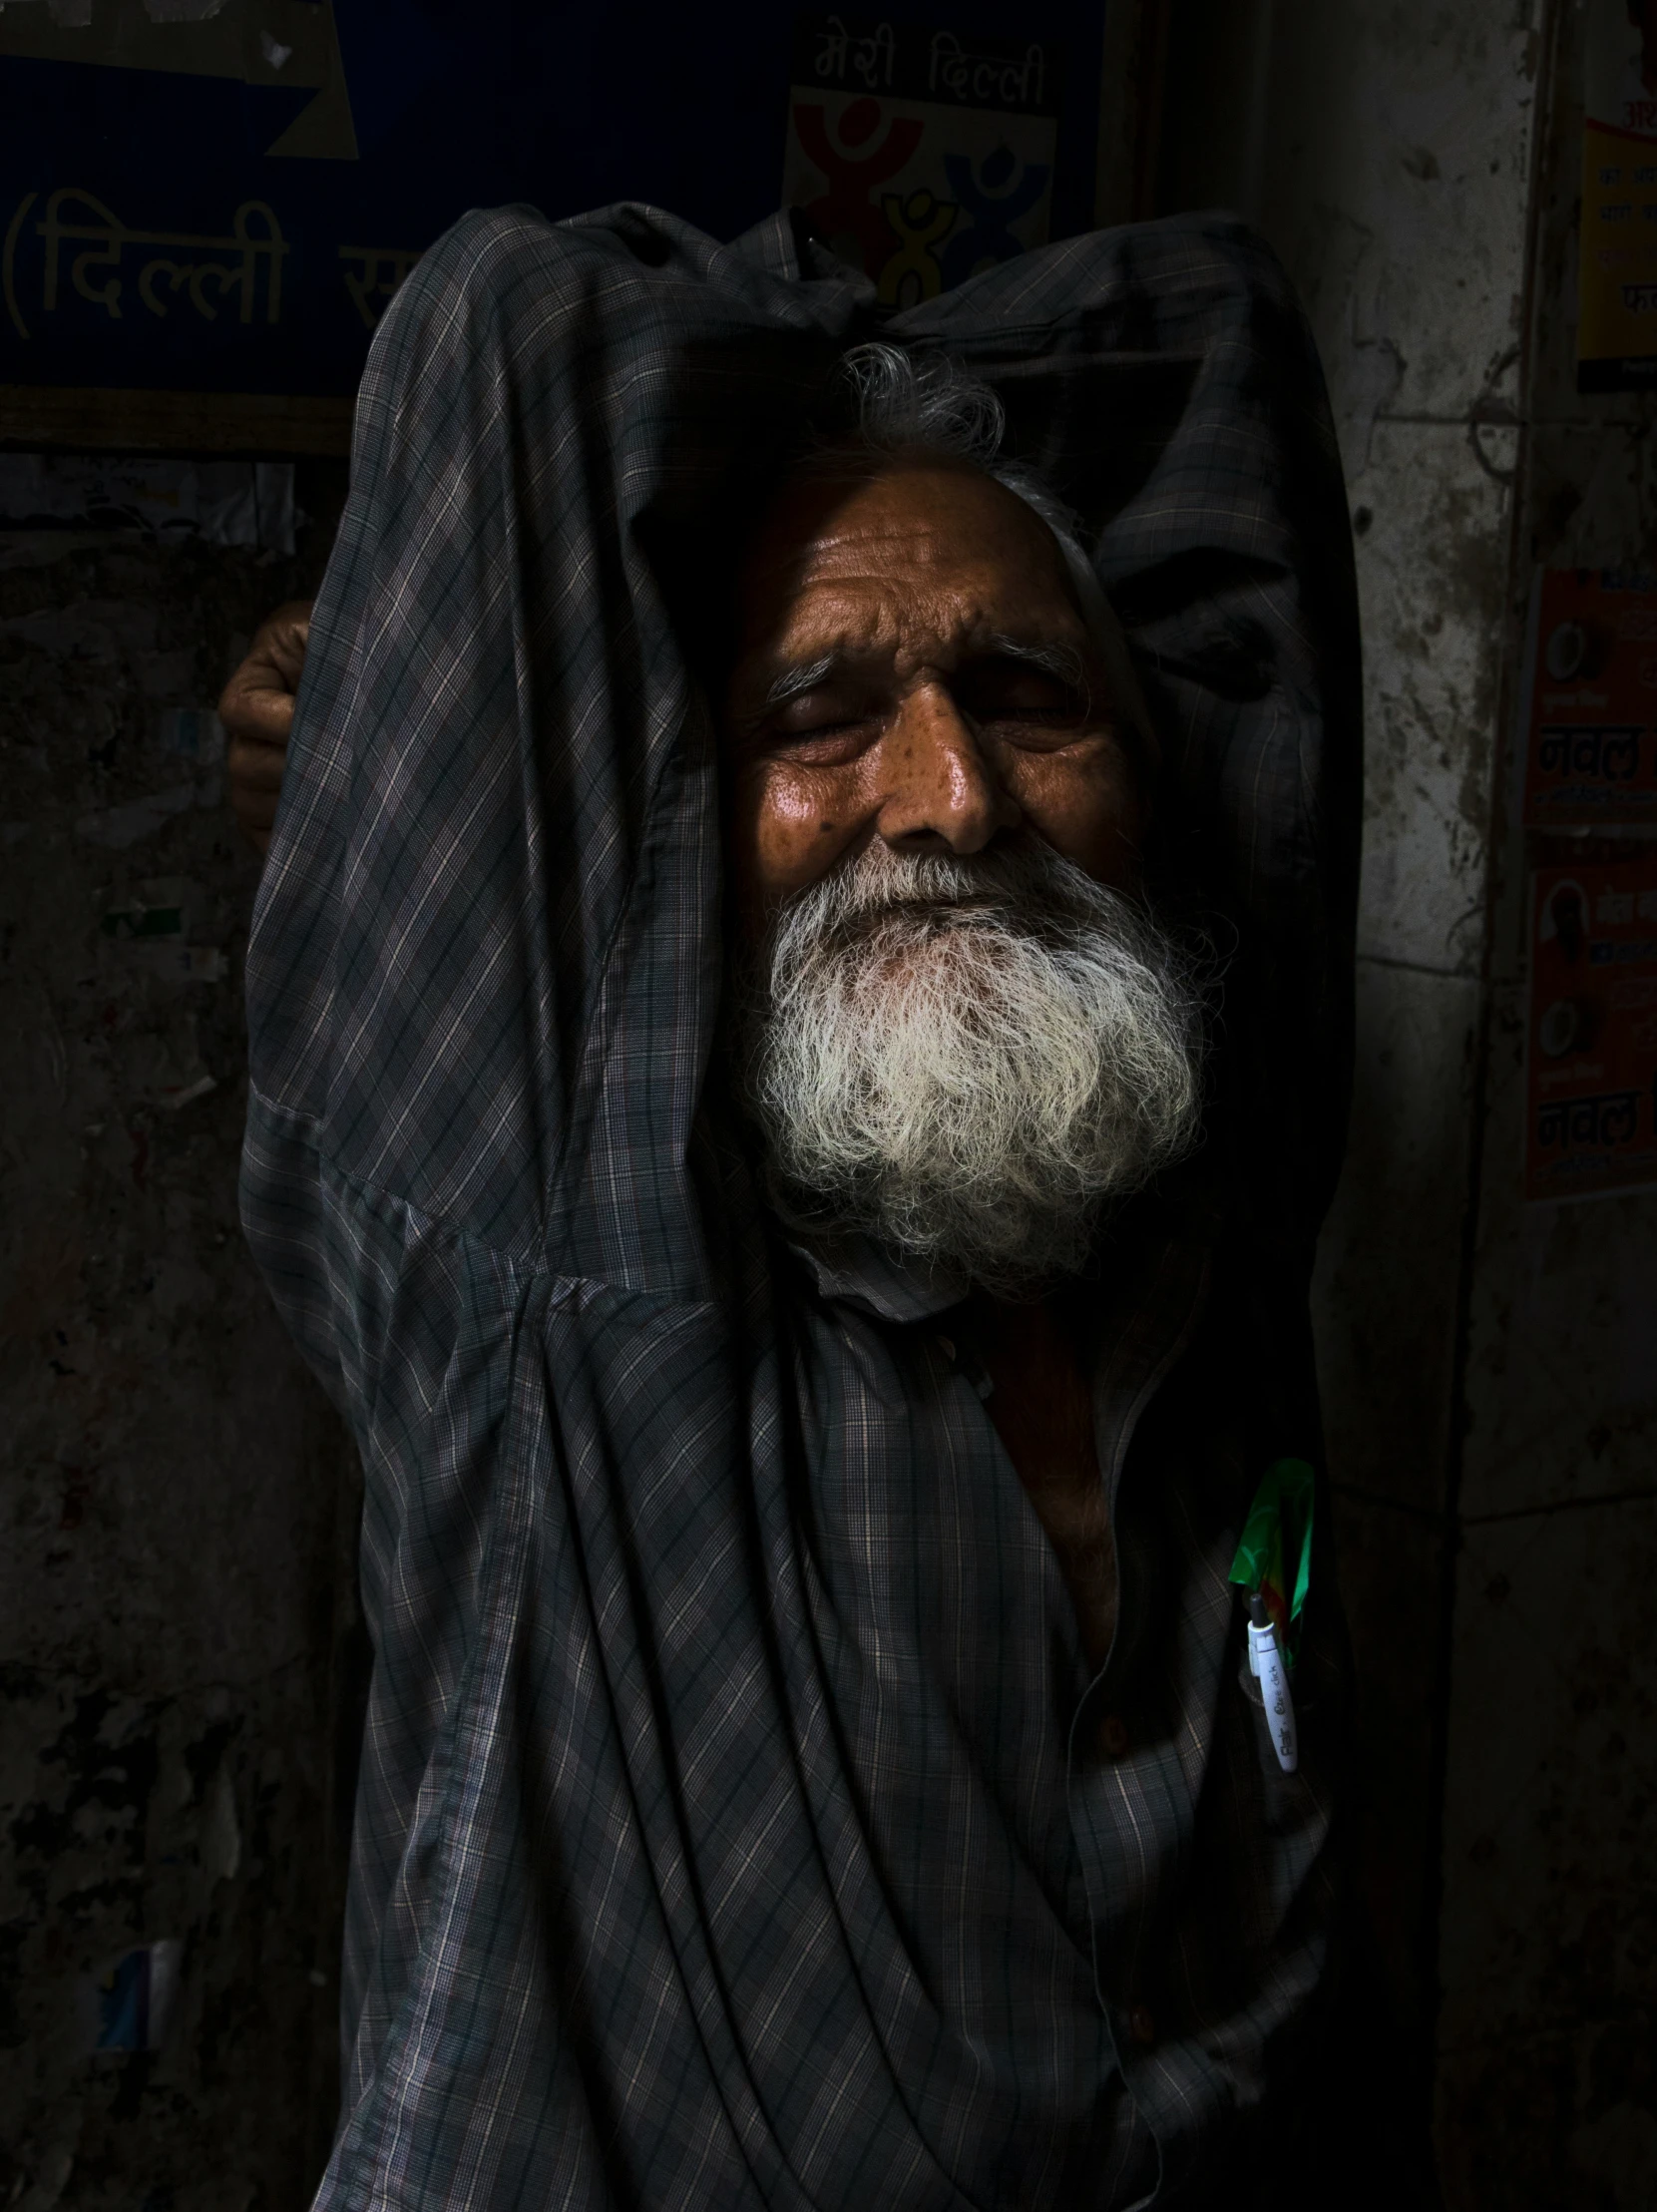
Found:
[220,600,312,853]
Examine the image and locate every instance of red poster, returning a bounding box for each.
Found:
[1520,569,1657,827]
[1526,855,1657,1201]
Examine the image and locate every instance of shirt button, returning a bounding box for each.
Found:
[1128,2004,1157,2047]
[1098,1713,1130,1759]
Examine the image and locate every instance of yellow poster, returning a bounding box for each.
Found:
[1580,0,1657,389]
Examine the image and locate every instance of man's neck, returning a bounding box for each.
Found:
[961,1287,1116,1671]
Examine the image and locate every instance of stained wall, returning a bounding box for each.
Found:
[0,477,356,2212]
[1438,7,1657,2201]
[1166,2,1656,2204]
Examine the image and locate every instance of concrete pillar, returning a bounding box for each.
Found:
[1165,3,1657,2201]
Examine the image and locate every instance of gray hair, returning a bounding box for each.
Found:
[807,343,1158,765]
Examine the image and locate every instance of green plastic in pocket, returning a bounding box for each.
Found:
[1228,1458,1314,1667]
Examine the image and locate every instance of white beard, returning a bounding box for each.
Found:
[734,839,1204,1290]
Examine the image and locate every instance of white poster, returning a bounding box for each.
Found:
[782,15,1061,305]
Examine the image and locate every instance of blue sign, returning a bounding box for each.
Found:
[0,1,1104,403]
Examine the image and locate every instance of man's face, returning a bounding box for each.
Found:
[721,461,1146,934]
[719,459,1198,1288]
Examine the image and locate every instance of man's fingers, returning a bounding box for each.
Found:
[218,602,311,736]
[220,678,296,750]
[220,599,312,854]
[240,609,311,697]
[227,728,284,856]
[245,598,313,675]
[226,729,287,791]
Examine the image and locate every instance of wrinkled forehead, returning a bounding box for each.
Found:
[731,458,1086,659]
[723,453,1158,768]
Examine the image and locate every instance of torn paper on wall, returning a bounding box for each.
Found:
[0,456,296,554]
[78,1939,183,2054]
[101,875,201,942]
[76,782,198,850]
[100,876,226,983]
[158,707,227,763]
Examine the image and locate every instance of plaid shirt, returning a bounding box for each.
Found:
[243,202,1361,2211]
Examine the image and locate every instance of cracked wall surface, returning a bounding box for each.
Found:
[0,483,357,2212]
[1165,0,1544,2061]
[1169,4,1656,2202]
[1437,5,1657,2203]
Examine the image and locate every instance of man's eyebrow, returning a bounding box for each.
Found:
[749,636,1087,718]
[758,654,841,714]
[981,633,1088,686]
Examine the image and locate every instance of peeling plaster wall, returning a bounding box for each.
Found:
[0,484,357,2212]
[1250,1,1542,2080]
[1165,0,1543,2059]
[1168,3,1655,2204]
[1437,7,1657,2204]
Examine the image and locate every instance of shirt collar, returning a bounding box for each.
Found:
[785,1170,1228,1331]
[788,1229,969,1324]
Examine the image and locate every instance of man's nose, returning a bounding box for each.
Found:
[873,684,1021,853]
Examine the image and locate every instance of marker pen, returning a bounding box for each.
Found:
[1247,1592,1298,1774]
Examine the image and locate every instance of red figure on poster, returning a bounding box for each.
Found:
[791,97,924,274]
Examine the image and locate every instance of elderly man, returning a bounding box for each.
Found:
[230,203,1363,2211]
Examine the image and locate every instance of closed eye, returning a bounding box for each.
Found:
[955,652,1090,733]
[759,685,885,763]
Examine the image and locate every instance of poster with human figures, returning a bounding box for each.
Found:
[781,15,1061,303]
[1525,855,1657,1202]
[0,0,1099,430]
[1518,569,1657,828]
